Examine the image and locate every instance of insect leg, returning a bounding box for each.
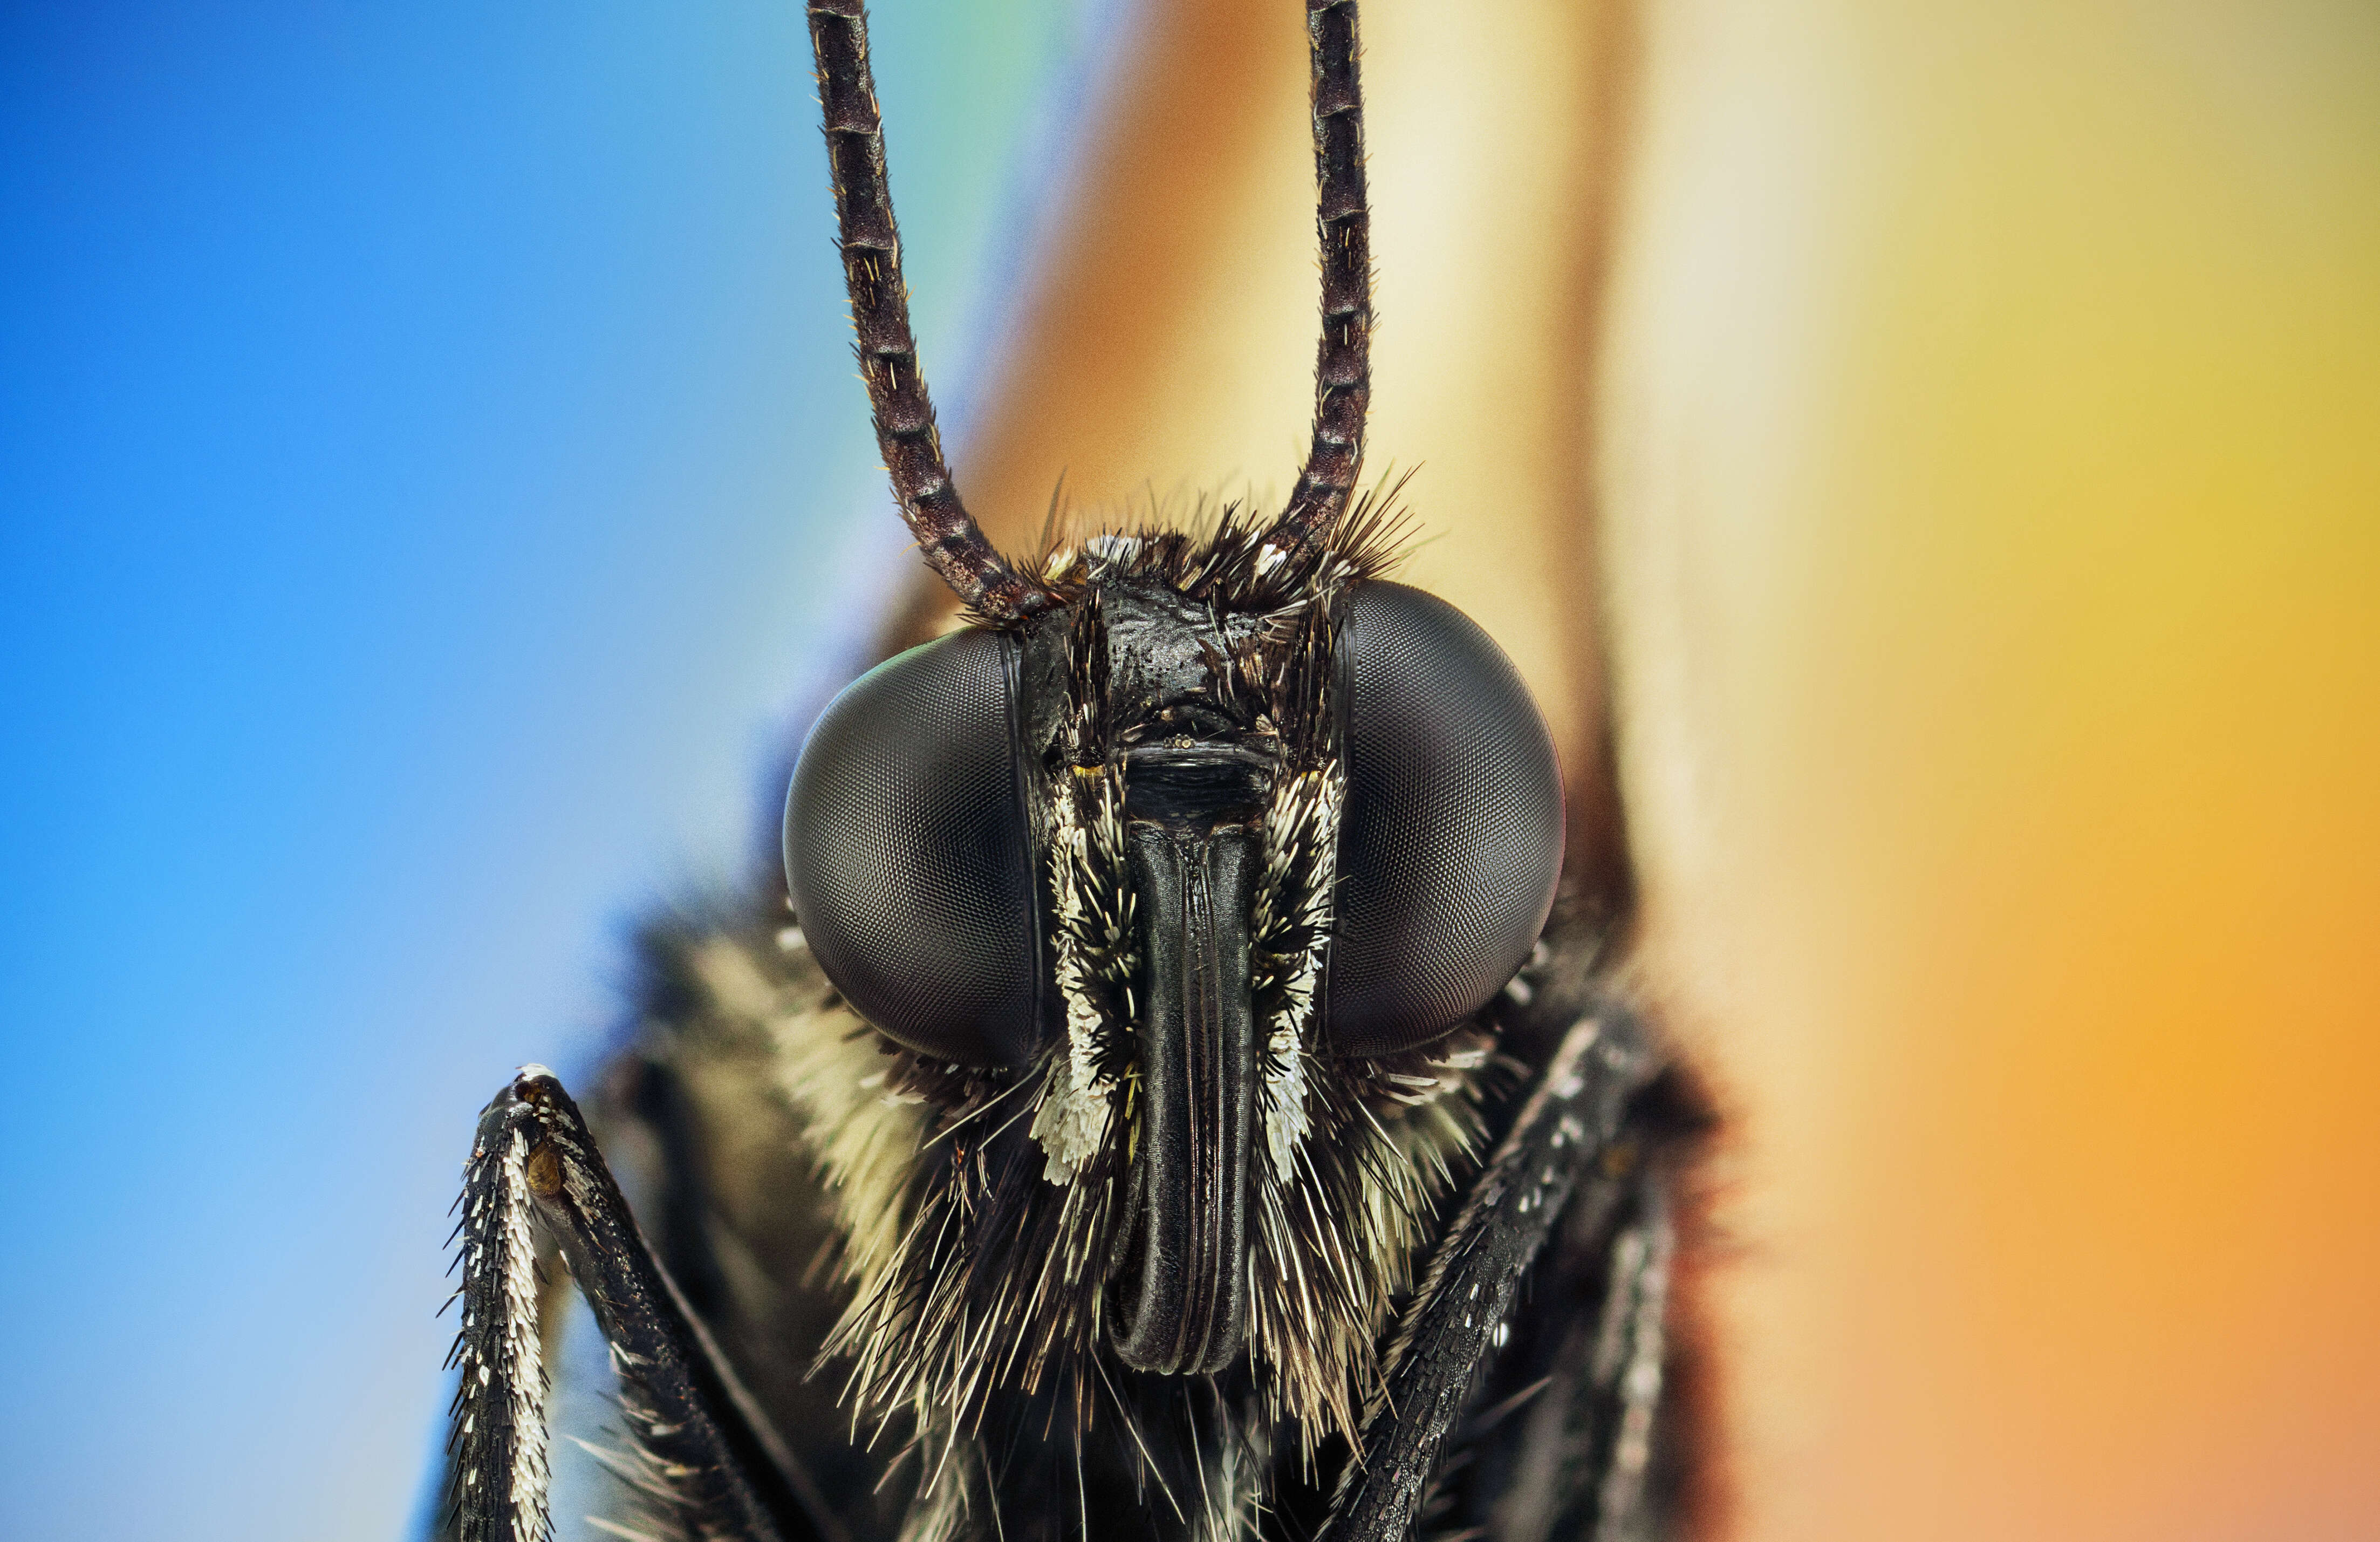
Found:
[1435,1111,1683,1542]
[444,1066,837,1542]
[1323,1006,1662,1542]
[1583,1170,1674,1541]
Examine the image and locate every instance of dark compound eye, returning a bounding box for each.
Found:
[782,630,1043,1066]
[1324,582,1565,1057]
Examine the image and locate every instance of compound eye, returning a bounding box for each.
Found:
[783,631,1042,1065]
[1323,582,1564,1056]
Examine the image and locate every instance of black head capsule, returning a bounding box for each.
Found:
[782,559,1561,1380]
[779,0,1564,1444]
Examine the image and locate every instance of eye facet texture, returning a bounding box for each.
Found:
[1325,582,1565,1056]
[782,631,1042,1065]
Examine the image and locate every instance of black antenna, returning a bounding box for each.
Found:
[1267,0,1373,560]
[808,1,1053,620]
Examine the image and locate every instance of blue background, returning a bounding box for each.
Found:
[0,3,1101,1537]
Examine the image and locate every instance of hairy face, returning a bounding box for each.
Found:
[781,504,1563,1445]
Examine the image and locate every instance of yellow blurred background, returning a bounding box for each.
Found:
[913,1,2380,1537]
[1607,3,2379,1537]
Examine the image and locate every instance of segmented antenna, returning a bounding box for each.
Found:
[806,1,1052,620]
[1268,0,1374,559]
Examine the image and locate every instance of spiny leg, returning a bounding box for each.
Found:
[1322,1006,1664,1542]
[445,1066,839,1542]
[1585,1171,1675,1542]
[1488,1158,1678,1542]
[446,1082,553,1542]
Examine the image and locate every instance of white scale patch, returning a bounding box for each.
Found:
[496,1127,550,1538]
[1031,770,1129,1183]
[1254,765,1343,1170]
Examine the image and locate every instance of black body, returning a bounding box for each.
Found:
[430,5,1705,1542]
